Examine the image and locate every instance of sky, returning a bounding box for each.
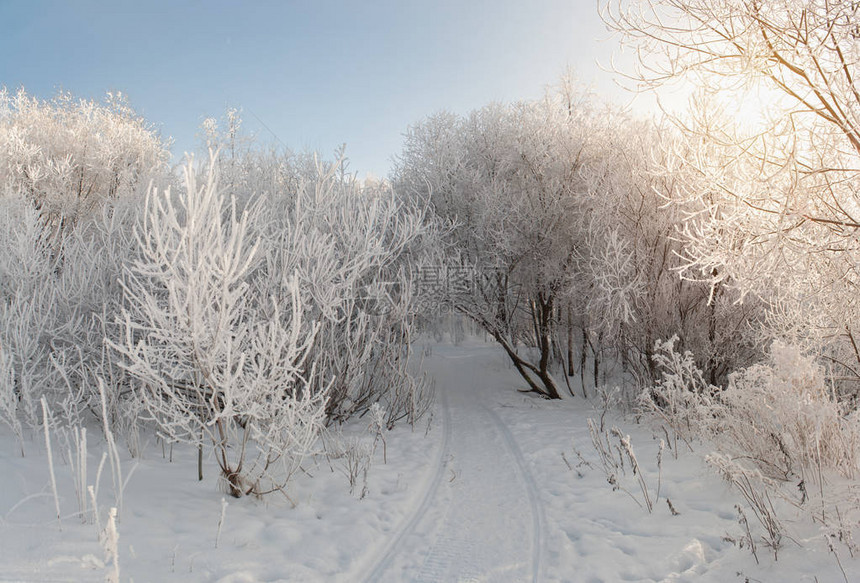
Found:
[0,0,635,179]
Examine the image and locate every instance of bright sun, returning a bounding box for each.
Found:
[649,75,790,135]
[715,82,789,134]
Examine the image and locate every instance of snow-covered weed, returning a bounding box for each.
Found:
[62,425,91,523]
[35,379,126,530]
[325,431,375,499]
[709,454,785,560]
[100,507,120,583]
[97,378,128,518]
[41,397,61,529]
[369,403,388,464]
[640,336,714,453]
[586,418,666,514]
[595,384,621,432]
[215,497,228,549]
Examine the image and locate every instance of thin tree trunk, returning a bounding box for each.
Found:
[580,326,589,399]
[567,305,575,377]
[708,275,721,387]
[535,293,562,400]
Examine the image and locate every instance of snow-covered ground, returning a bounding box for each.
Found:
[1,339,857,582]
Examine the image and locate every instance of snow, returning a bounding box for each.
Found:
[1,339,858,582]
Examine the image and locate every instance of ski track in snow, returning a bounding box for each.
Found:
[483,405,545,582]
[359,375,453,583]
[363,345,547,583]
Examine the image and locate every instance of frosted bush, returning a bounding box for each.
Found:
[640,336,716,449]
[0,90,159,449]
[717,341,860,480]
[0,338,22,453]
[0,88,168,242]
[646,337,860,480]
[113,156,327,497]
[0,285,60,432]
[0,196,144,450]
[0,102,436,498]
[250,152,437,426]
[0,199,57,440]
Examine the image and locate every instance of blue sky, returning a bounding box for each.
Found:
[0,0,630,178]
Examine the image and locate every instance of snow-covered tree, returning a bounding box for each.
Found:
[396,83,623,399]
[253,153,437,426]
[0,88,166,454]
[113,155,326,497]
[592,121,761,389]
[397,79,760,398]
[604,0,860,392]
[0,88,169,249]
[194,111,439,426]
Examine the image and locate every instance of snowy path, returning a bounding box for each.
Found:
[362,344,546,583]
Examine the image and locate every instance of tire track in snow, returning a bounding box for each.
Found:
[360,346,547,582]
[359,385,452,583]
[483,405,545,583]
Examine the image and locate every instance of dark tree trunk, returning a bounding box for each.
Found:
[580,326,589,399]
[707,274,721,387]
[461,295,562,400]
[567,305,575,377]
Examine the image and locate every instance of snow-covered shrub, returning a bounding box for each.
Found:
[0,88,164,453]
[0,101,436,497]
[0,199,57,445]
[644,337,860,479]
[0,88,168,245]
[252,153,437,427]
[326,431,375,499]
[715,341,860,480]
[641,336,860,562]
[63,209,144,452]
[35,201,138,429]
[112,156,327,497]
[0,283,59,438]
[0,335,21,451]
[194,111,437,426]
[0,195,144,454]
[640,336,716,451]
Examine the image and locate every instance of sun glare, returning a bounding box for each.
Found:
[715,82,788,135]
[647,75,790,136]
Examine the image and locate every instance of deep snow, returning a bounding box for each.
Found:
[1,339,858,582]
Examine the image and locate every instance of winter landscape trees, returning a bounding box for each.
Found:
[0,89,169,251]
[604,0,860,389]
[597,0,860,565]
[394,82,756,399]
[0,94,436,497]
[2,0,860,577]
